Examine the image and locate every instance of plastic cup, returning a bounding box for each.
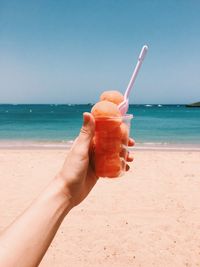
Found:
[93,114,133,178]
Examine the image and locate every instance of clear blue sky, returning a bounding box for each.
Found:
[0,0,200,104]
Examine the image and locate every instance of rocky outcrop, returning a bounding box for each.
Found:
[186,102,200,107]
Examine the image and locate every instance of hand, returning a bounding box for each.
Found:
[57,112,135,208]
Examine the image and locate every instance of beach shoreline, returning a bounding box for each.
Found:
[0,140,200,151]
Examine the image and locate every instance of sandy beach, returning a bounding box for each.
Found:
[0,148,200,267]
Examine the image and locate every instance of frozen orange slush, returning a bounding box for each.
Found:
[91,91,132,178]
[100,90,124,105]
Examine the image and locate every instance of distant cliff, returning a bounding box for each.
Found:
[186,102,200,107]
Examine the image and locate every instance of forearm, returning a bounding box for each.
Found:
[0,178,71,267]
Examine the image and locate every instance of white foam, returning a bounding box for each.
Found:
[132,142,200,151]
[0,140,199,151]
[0,140,74,149]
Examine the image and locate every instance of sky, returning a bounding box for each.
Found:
[0,0,200,104]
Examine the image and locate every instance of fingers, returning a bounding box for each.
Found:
[126,152,134,162]
[122,142,134,172]
[76,113,95,148]
[125,164,130,171]
[128,138,135,147]
[119,148,134,161]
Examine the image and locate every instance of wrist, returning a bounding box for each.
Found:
[52,173,74,209]
[44,176,73,217]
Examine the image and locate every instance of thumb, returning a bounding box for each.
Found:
[76,112,95,148]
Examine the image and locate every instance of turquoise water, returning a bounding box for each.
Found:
[0,104,199,145]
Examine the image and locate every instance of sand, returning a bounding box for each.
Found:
[0,148,200,267]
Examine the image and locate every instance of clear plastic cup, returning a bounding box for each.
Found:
[93,114,133,178]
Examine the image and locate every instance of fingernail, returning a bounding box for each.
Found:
[83,113,90,125]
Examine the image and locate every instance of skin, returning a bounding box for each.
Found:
[0,112,134,267]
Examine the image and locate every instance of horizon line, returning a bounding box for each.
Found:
[0,103,189,105]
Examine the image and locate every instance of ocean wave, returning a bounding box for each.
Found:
[133,142,200,151]
[0,140,199,151]
[0,140,74,149]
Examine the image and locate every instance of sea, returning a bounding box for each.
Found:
[0,104,199,149]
